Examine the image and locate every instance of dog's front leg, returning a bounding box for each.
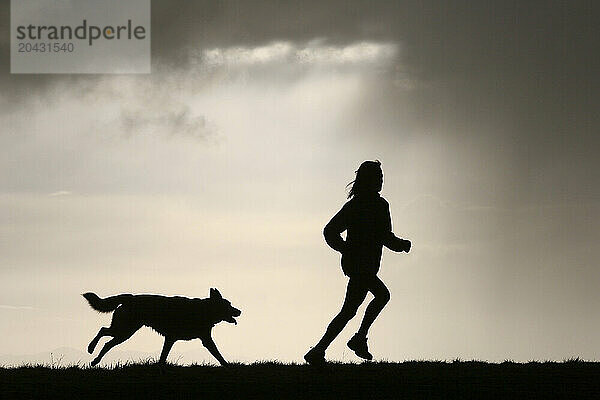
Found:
[201,336,228,366]
[159,337,176,364]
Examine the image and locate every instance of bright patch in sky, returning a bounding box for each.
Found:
[201,41,397,67]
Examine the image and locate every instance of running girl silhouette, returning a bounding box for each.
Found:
[304,160,411,365]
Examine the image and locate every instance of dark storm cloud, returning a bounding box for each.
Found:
[2,1,599,199]
[207,0,598,204]
[390,1,600,203]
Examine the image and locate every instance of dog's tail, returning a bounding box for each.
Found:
[82,292,133,313]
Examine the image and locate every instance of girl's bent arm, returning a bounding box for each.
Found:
[323,203,349,253]
[383,232,411,252]
[382,200,411,252]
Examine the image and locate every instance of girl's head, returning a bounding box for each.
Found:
[347,160,383,198]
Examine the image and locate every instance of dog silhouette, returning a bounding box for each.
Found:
[83,288,241,366]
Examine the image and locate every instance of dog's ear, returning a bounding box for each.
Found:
[210,288,222,299]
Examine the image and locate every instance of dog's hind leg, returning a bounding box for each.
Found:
[88,327,111,354]
[90,325,140,366]
[91,337,126,366]
[159,337,176,364]
[90,308,142,366]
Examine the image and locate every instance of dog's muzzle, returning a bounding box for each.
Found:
[226,307,241,325]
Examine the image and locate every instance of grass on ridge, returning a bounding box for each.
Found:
[1,359,599,399]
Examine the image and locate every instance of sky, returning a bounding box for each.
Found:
[1,0,599,365]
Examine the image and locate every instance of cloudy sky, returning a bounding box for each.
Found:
[1,1,599,365]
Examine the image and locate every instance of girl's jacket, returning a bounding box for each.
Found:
[324,193,409,276]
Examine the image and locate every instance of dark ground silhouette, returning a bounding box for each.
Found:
[83,288,240,366]
[2,360,599,399]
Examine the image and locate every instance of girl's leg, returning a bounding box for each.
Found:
[356,275,390,338]
[313,277,369,352]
